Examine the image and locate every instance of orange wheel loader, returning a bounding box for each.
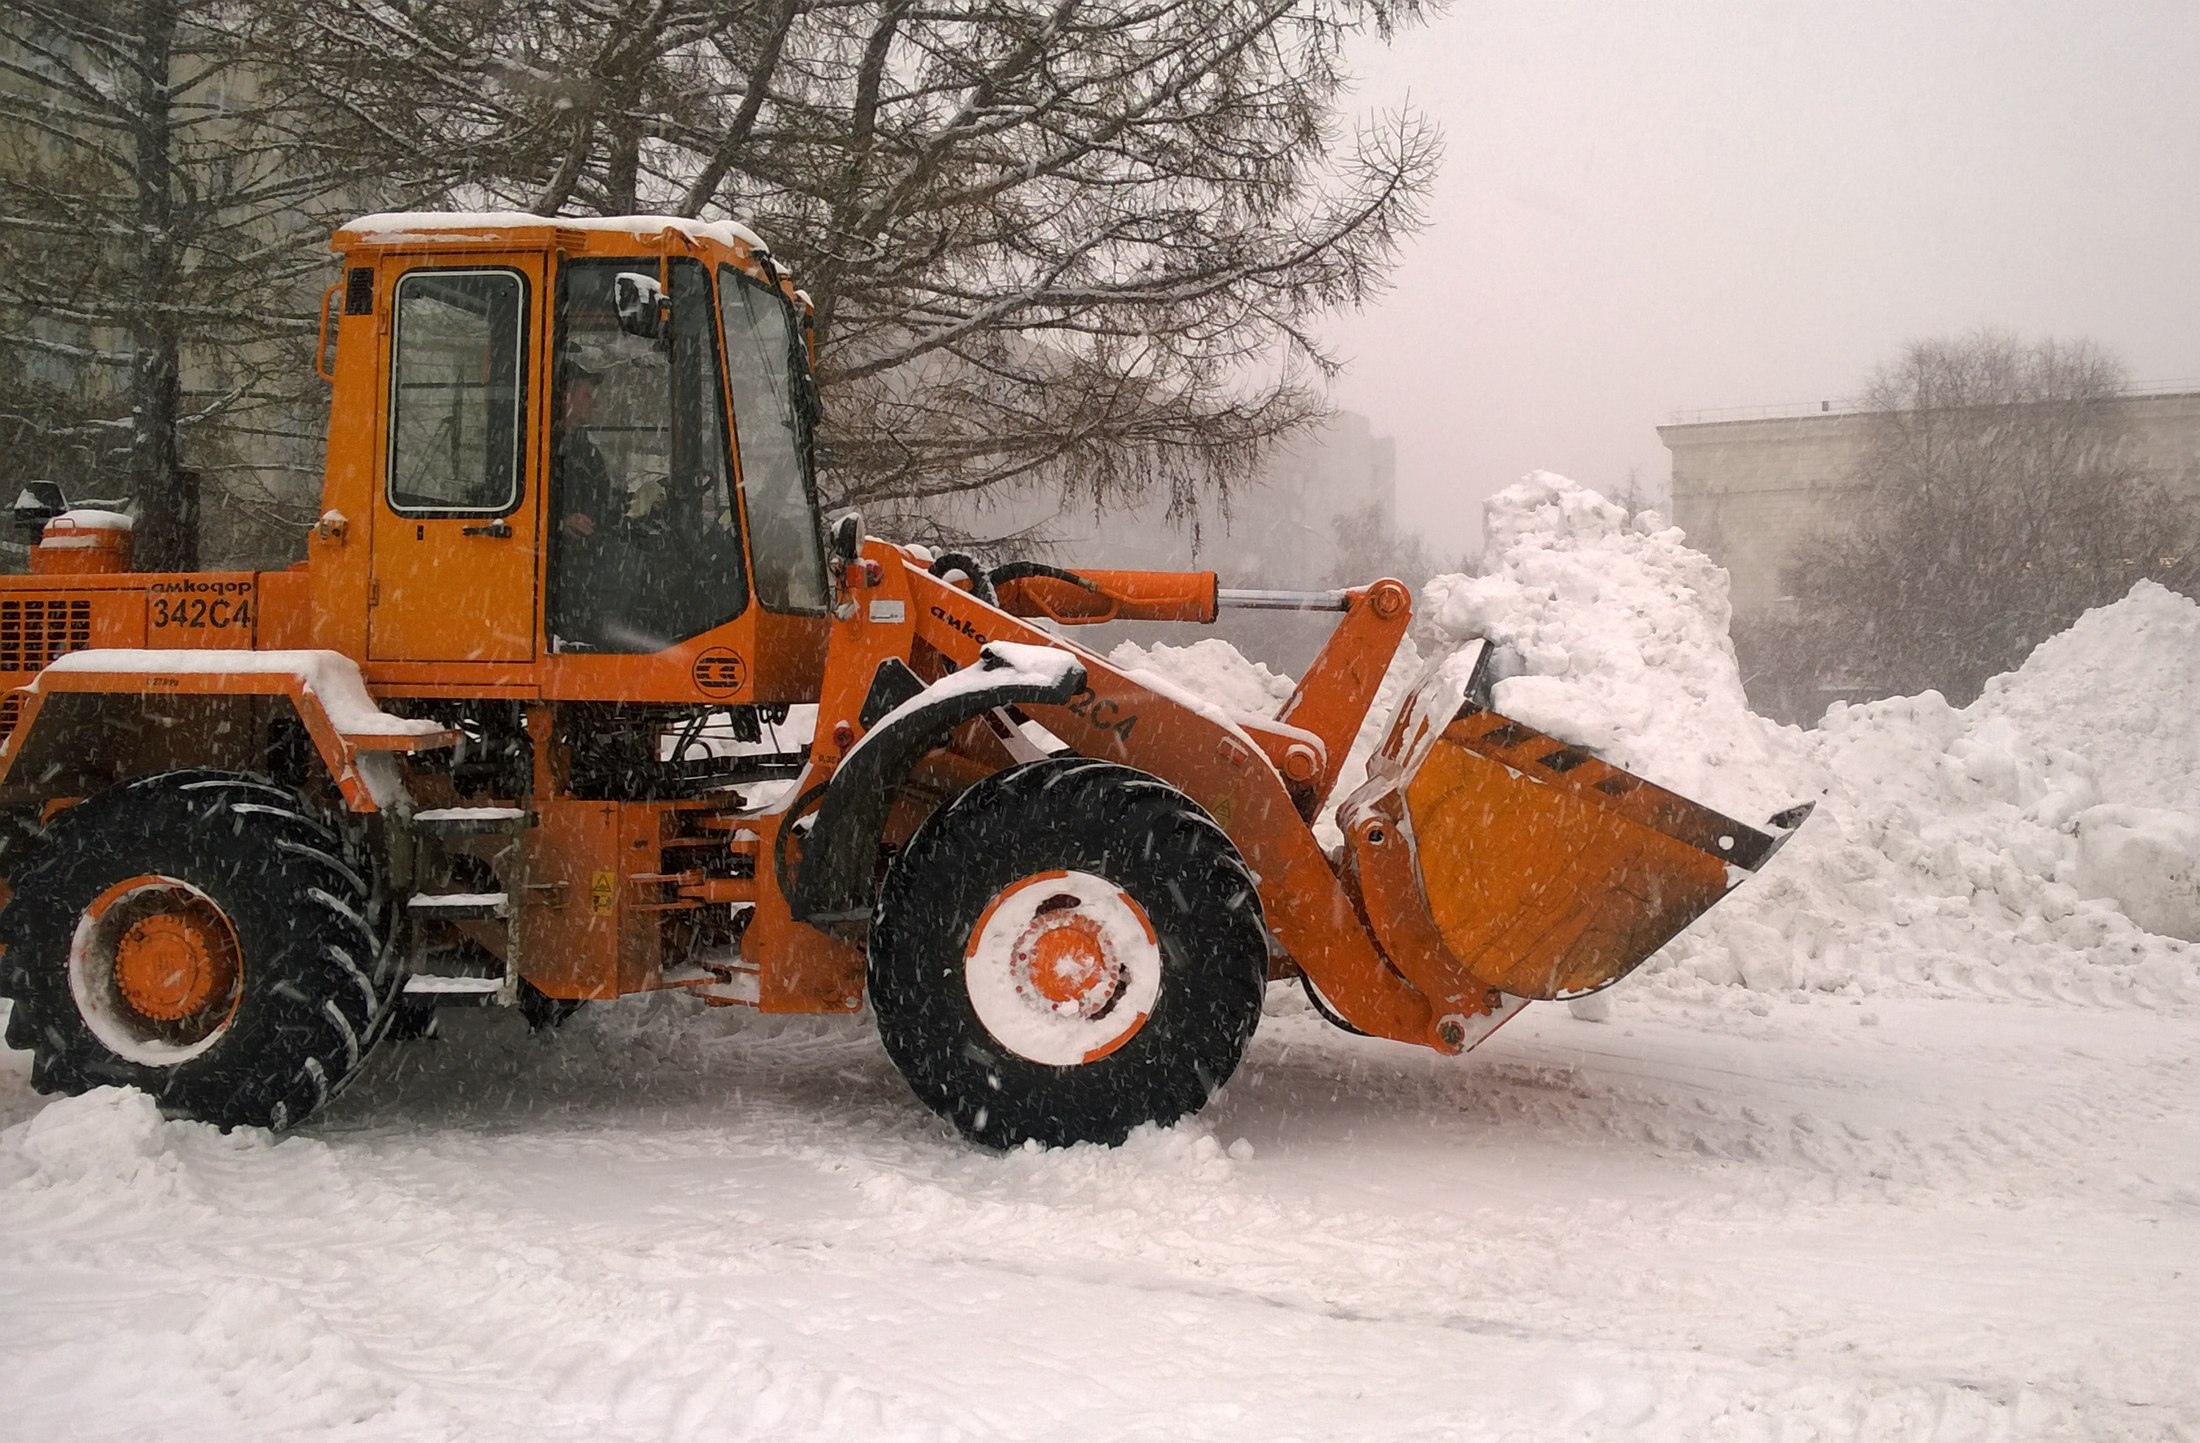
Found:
[0,214,1808,1146]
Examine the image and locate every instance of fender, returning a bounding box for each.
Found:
[790,642,1085,924]
[0,648,458,812]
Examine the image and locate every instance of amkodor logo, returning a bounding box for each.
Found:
[691,648,748,698]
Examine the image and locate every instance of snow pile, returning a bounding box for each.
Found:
[2072,806,2200,942]
[1420,471,1812,822]
[1664,580,2200,1000]
[1974,582,2200,942]
[1105,632,1428,843]
[1979,581,2200,811]
[1104,636,1294,717]
[9,1087,186,1195]
[1408,474,2200,1004]
[1143,473,2197,1006]
[2,1086,307,1211]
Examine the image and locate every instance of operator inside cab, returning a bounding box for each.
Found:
[553,360,617,541]
[545,254,830,652]
[547,259,745,653]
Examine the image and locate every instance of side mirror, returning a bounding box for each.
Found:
[613,272,669,340]
[827,510,862,566]
[12,481,66,537]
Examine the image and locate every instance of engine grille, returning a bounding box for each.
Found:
[1,597,93,674]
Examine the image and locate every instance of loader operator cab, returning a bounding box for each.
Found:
[330,214,836,694]
[546,253,829,653]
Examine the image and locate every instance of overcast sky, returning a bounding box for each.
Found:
[1320,0,2200,560]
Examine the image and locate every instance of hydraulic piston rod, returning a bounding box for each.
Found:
[1216,587,1352,612]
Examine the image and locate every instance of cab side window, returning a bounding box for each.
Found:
[388,270,526,514]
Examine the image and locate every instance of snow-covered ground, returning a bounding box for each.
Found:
[3,476,2195,1440]
[4,995,2192,1441]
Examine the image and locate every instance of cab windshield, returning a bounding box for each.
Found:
[547,256,746,653]
[719,267,828,613]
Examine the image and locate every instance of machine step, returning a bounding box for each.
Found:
[406,891,509,921]
[402,974,505,996]
[412,806,532,837]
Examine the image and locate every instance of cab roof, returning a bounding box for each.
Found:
[332,212,786,292]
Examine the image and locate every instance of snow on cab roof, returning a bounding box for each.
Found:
[49,508,133,533]
[337,211,772,255]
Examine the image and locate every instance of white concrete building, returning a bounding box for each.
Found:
[1660,389,2200,623]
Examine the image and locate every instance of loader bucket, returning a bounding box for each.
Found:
[1339,642,1810,1004]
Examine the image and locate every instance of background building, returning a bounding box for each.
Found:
[1660,387,2200,623]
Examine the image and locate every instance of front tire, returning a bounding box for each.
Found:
[0,770,396,1130]
[869,759,1267,1149]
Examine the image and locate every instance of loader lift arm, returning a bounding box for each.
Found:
[796,543,1807,1055]
[808,549,1448,1048]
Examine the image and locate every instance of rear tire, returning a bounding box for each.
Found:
[869,759,1267,1148]
[0,770,397,1130]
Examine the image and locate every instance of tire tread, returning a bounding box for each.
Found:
[0,769,396,1130]
[871,758,1267,1149]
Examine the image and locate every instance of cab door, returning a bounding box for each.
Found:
[369,261,541,663]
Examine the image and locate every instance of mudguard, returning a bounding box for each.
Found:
[789,642,1085,924]
[0,648,457,812]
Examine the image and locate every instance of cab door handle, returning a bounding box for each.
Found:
[461,521,513,538]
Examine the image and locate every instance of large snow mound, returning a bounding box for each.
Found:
[1976,579,2200,812]
[1447,478,2200,1004]
[1420,471,1811,823]
[1160,473,2199,1006]
[1677,575,2200,999]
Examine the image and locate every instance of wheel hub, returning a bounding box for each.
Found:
[113,910,238,1021]
[965,869,1163,1066]
[1013,912,1125,1018]
[69,876,245,1060]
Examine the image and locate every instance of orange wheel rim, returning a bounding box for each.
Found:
[112,906,240,1022]
[70,875,245,1061]
[965,870,1161,1066]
